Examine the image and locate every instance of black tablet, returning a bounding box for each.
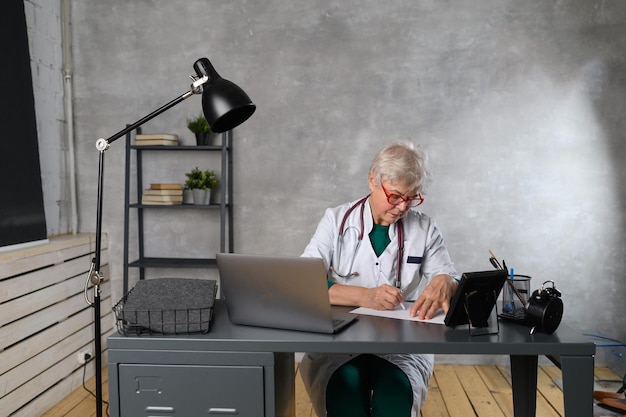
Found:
[444,270,508,328]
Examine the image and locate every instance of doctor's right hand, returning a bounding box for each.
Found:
[362,284,405,310]
[328,283,404,310]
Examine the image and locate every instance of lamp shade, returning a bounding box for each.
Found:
[194,58,256,133]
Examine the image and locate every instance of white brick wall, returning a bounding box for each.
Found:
[24,0,70,236]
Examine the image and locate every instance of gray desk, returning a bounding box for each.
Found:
[108,301,595,417]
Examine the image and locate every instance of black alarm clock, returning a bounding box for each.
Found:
[525,280,563,335]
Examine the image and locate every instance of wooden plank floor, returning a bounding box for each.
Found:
[41,366,109,417]
[43,364,624,417]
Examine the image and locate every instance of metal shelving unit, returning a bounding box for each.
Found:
[122,129,234,294]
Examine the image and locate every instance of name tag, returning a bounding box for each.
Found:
[407,256,422,264]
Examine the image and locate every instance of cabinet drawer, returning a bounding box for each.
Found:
[119,364,264,416]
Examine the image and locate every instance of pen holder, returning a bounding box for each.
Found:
[501,275,531,313]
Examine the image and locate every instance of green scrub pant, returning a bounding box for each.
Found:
[325,354,413,417]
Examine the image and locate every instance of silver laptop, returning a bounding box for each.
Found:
[216,253,358,334]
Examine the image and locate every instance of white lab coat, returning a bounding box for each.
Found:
[300,196,459,417]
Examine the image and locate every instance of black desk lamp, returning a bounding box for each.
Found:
[84,57,255,417]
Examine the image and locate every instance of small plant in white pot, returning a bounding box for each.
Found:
[184,167,219,205]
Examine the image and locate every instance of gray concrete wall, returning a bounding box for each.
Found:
[65,2,625,366]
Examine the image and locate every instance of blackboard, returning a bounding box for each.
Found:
[0,1,47,248]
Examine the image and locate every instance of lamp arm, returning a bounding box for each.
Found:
[91,86,201,274]
[95,87,201,152]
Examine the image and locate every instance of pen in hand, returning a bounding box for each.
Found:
[395,280,406,310]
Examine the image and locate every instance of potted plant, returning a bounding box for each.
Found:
[186,114,212,146]
[202,169,219,191]
[201,169,219,204]
[184,167,219,204]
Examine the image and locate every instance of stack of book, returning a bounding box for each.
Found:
[141,183,184,205]
[135,133,179,146]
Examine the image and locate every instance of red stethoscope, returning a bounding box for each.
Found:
[329,195,405,289]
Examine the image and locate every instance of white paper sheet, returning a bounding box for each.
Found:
[350,302,446,325]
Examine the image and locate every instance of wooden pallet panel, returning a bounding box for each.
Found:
[0,234,110,416]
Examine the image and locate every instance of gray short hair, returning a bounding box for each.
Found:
[369,139,431,193]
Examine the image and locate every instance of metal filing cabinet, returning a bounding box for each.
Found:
[118,364,264,415]
[108,344,295,417]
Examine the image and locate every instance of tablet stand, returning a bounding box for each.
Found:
[463,289,500,336]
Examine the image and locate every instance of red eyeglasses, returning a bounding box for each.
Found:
[381,183,424,207]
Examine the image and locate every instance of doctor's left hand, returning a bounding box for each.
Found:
[410,274,458,320]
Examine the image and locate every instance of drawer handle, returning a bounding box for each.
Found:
[146,406,175,412]
[208,408,239,415]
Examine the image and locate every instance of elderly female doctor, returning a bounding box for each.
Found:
[300,140,459,417]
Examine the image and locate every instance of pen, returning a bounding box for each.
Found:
[395,280,406,310]
[489,251,527,308]
[503,264,527,307]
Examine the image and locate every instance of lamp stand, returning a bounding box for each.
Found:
[85,80,206,417]
[83,57,254,416]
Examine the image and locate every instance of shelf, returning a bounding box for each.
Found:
[123,129,234,294]
[131,145,227,151]
[128,257,218,269]
[130,203,229,209]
